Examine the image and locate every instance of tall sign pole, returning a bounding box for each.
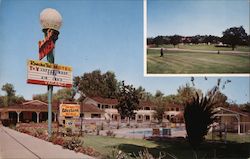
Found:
[40,8,62,138]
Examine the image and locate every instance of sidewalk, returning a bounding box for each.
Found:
[0,126,94,159]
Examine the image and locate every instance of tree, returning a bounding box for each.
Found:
[153,36,165,47]
[33,93,48,102]
[2,83,15,97]
[170,35,182,47]
[203,35,220,44]
[147,37,154,45]
[222,26,248,50]
[184,93,217,156]
[54,88,74,102]
[240,102,250,113]
[206,78,231,108]
[33,88,75,103]
[191,35,200,44]
[154,90,164,99]
[1,83,24,106]
[164,94,182,105]
[177,84,201,104]
[116,81,140,123]
[153,100,165,124]
[74,70,118,100]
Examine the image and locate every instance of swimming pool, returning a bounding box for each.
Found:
[129,127,185,137]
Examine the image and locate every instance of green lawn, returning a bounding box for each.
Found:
[206,133,250,143]
[147,49,250,74]
[156,44,250,52]
[82,134,250,159]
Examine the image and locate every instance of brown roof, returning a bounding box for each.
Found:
[165,103,183,108]
[0,100,58,112]
[81,104,104,113]
[90,97,118,105]
[139,100,155,107]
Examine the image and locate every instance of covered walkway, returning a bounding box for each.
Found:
[0,100,58,124]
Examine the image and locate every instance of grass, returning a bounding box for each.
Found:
[82,135,158,157]
[82,134,250,159]
[156,44,250,52]
[206,132,250,143]
[147,49,250,74]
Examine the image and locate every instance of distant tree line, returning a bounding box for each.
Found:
[147,26,250,50]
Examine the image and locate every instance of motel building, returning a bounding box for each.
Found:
[1,96,249,134]
[134,102,184,124]
[0,100,58,124]
[0,97,185,125]
[82,96,184,124]
[83,97,120,121]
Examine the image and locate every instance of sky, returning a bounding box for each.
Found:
[147,0,250,37]
[0,0,249,104]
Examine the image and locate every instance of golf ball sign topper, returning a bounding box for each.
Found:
[27,60,72,88]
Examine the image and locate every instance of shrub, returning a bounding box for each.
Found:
[51,136,65,146]
[106,148,170,159]
[9,124,16,130]
[37,134,48,141]
[65,127,72,136]
[63,137,83,151]
[106,148,132,159]
[84,147,98,156]
[184,93,217,150]
[36,128,44,136]
[2,119,10,127]
[106,130,116,137]
[18,128,31,134]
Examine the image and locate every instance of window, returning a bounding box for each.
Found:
[167,115,170,120]
[131,115,135,120]
[91,114,101,118]
[145,115,150,121]
[176,108,179,111]
[105,105,109,109]
[97,104,101,109]
[80,113,84,118]
[144,107,150,110]
[171,108,174,111]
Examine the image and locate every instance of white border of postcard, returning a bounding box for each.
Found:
[143,0,249,77]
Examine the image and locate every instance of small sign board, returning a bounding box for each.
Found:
[60,104,80,117]
[27,59,72,87]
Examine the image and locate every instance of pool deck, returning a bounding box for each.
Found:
[100,127,187,139]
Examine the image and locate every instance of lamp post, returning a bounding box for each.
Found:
[40,8,62,138]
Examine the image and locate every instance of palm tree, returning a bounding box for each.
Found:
[184,93,217,157]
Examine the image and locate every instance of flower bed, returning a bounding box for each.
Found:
[15,123,98,157]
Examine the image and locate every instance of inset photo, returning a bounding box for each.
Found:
[146,0,250,75]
